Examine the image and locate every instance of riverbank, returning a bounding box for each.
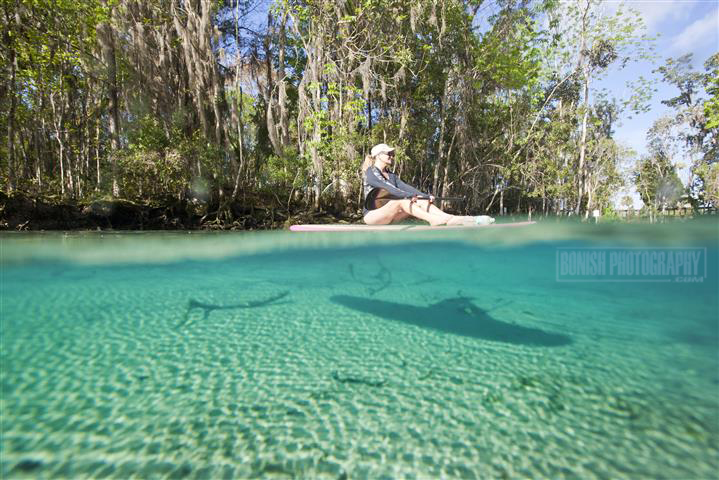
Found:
[0,192,357,231]
[2,192,715,231]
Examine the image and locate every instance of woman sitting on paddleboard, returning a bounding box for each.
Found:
[362,143,493,226]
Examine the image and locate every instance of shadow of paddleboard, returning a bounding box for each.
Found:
[331,295,571,347]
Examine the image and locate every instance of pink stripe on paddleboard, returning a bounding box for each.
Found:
[289,222,536,232]
[289,224,409,232]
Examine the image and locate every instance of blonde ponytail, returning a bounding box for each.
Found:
[361,154,374,173]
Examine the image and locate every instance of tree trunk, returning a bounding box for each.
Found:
[586,174,594,219]
[208,2,226,148]
[367,92,372,131]
[398,94,408,142]
[33,128,42,189]
[441,128,458,203]
[97,7,120,197]
[433,92,446,197]
[278,13,290,148]
[311,74,322,209]
[231,82,245,200]
[4,5,19,192]
[309,37,324,210]
[50,93,65,196]
[574,0,591,216]
[499,188,504,215]
[95,121,101,189]
[576,66,590,215]
[264,14,281,155]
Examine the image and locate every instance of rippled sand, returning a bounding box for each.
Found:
[1,226,717,478]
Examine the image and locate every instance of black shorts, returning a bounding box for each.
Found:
[364,189,395,214]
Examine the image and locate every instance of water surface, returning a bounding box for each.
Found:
[1,221,717,478]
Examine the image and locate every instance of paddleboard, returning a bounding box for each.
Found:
[289,221,536,232]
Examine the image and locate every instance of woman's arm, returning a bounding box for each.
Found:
[395,177,427,197]
[365,167,418,198]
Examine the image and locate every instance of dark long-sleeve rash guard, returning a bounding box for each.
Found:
[363,166,429,215]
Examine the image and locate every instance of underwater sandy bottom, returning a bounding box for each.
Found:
[1,242,717,479]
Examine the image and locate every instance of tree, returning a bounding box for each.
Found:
[653,53,718,207]
[635,151,683,222]
[620,194,633,210]
[704,54,719,130]
[96,0,120,196]
[545,0,654,216]
[1,0,659,228]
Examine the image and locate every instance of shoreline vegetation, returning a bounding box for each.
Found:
[1,1,716,229]
[0,191,358,231]
[1,191,714,232]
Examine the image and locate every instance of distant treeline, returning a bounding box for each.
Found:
[1,0,717,226]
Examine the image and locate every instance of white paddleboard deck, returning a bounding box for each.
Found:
[290,221,536,232]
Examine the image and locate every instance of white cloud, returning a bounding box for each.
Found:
[627,1,684,30]
[602,1,692,31]
[671,8,719,54]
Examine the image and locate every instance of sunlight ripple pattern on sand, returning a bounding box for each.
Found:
[1,225,717,478]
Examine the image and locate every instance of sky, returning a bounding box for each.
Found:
[597,0,718,207]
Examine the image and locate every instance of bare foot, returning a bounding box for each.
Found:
[446,215,478,226]
[445,215,468,226]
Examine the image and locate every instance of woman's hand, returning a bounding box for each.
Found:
[429,195,435,204]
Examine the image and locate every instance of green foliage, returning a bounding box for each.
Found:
[116,149,185,201]
[116,125,225,202]
[601,206,622,223]
[3,0,666,220]
[620,195,634,210]
[477,7,543,91]
[703,53,719,130]
[634,152,684,211]
[127,115,169,153]
[225,89,257,152]
[655,54,704,109]
[653,53,717,207]
[693,162,719,207]
[265,148,310,188]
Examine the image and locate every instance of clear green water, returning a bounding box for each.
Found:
[1,221,718,479]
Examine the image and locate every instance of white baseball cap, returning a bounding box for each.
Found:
[371,143,395,157]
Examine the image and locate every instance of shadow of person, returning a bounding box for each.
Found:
[331,295,571,347]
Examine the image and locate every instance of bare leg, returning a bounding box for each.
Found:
[411,199,451,220]
[364,199,452,226]
[411,199,475,226]
[393,211,411,222]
